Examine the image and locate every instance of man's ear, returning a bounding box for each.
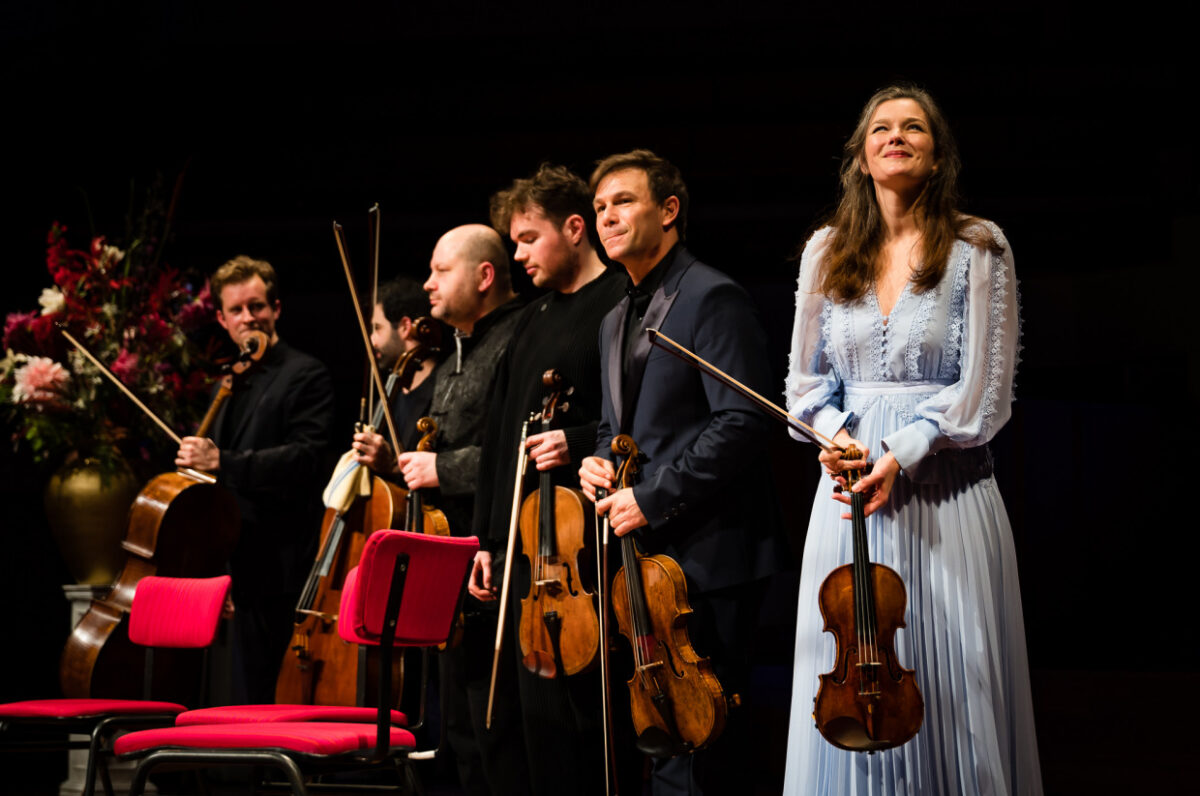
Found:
[477,260,496,293]
[659,196,680,229]
[563,214,586,245]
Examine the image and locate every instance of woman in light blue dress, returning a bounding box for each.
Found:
[783,85,1042,795]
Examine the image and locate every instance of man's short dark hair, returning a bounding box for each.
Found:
[489,163,596,247]
[589,149,689,240]
[377,277,430,325]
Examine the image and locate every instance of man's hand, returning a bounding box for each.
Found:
[397,450,439,490]
[595,488,647,537]
[526,430,569,471]
[468,550,497,601]
[353,430,399,475]
[176,436,220,472]
[578,455,615,502]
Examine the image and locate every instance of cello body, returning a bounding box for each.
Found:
[60,471,239,701]
[275,475,407,706]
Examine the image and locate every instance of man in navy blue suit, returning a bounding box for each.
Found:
[578,151,784,795]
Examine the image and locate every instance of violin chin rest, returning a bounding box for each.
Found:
[636,727,693,759]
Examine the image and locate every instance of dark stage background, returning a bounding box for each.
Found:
[2,2,1194,793]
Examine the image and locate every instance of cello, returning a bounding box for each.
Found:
[608,434,730,758]
[275,210,443,705]
[812,447,923,751]
[516,370,599,679]
[58,329,264,701]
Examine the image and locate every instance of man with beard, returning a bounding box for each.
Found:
[468,164,628,794]
[353,276,443,468]
[398,224,526,795]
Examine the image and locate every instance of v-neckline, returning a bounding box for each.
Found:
[874,280,912,326]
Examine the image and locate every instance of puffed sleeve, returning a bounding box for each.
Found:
[784,227,850,443]
[881,224,1020,472]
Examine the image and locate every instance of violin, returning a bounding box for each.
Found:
[404,416,450,537]
[57,330,265,701]
[516,370,599,678]
[609,434,729,758]
[812,446,923,751]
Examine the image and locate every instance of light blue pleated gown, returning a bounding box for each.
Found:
[782,224,1042,795]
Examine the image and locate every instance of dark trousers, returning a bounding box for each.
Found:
[649,579,768,796]
[442,602,531,795]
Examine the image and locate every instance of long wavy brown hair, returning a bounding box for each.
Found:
[819,85,998,302]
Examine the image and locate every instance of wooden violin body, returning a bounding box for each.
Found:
[517,483,598,678]
[611,543,726,757]
[608,434,728,758]
[60,471,238,701]
[516,371,599,679]
[813,450,923,752]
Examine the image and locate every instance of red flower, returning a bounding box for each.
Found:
[110,348,140,385]
[3,311,37,352]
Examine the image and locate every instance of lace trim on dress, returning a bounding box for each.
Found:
[838,300,861,383]
[941,241,971,381]
[979,245,1012,440]
[905,280,938,381]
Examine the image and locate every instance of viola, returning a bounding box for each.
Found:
[812,446,923,751]
[58,330,267,701]
[516,370,599,678]
[608,434,729,757]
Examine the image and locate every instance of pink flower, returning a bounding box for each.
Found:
[12,356,69,404]
[110,348,140,385]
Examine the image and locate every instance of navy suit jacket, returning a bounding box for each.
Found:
[595,247,783,593]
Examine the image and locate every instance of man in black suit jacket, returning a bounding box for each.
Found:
[579,151,783,795]
[177,255,333,703]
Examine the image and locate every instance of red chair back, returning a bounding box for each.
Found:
[337,531,477,647]
[128,575,231,649]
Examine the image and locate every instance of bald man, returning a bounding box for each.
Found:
[406,224,527,794]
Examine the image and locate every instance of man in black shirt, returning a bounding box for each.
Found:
[353,276,442,466]
[176,255,334,704]
[469,164,627,795]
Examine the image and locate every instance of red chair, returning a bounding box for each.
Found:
[0,575,231,796]
[114,530,478,796]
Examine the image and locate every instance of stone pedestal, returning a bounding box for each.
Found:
[59,585,155,796]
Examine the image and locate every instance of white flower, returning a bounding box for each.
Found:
[38,286,66,316]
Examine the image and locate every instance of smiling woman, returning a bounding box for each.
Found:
[783,85,1043,795]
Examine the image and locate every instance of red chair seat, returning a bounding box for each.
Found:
[174,705,406,726]
[114,721,415,757]
[0,699,185,719]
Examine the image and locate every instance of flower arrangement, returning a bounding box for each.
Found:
[1,222,216,480]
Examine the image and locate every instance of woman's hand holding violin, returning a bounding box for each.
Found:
[822,430,900,518]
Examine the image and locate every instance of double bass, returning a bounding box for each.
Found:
[608,434,730,758]
[516,370,599,678]
[58,329,264,701]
